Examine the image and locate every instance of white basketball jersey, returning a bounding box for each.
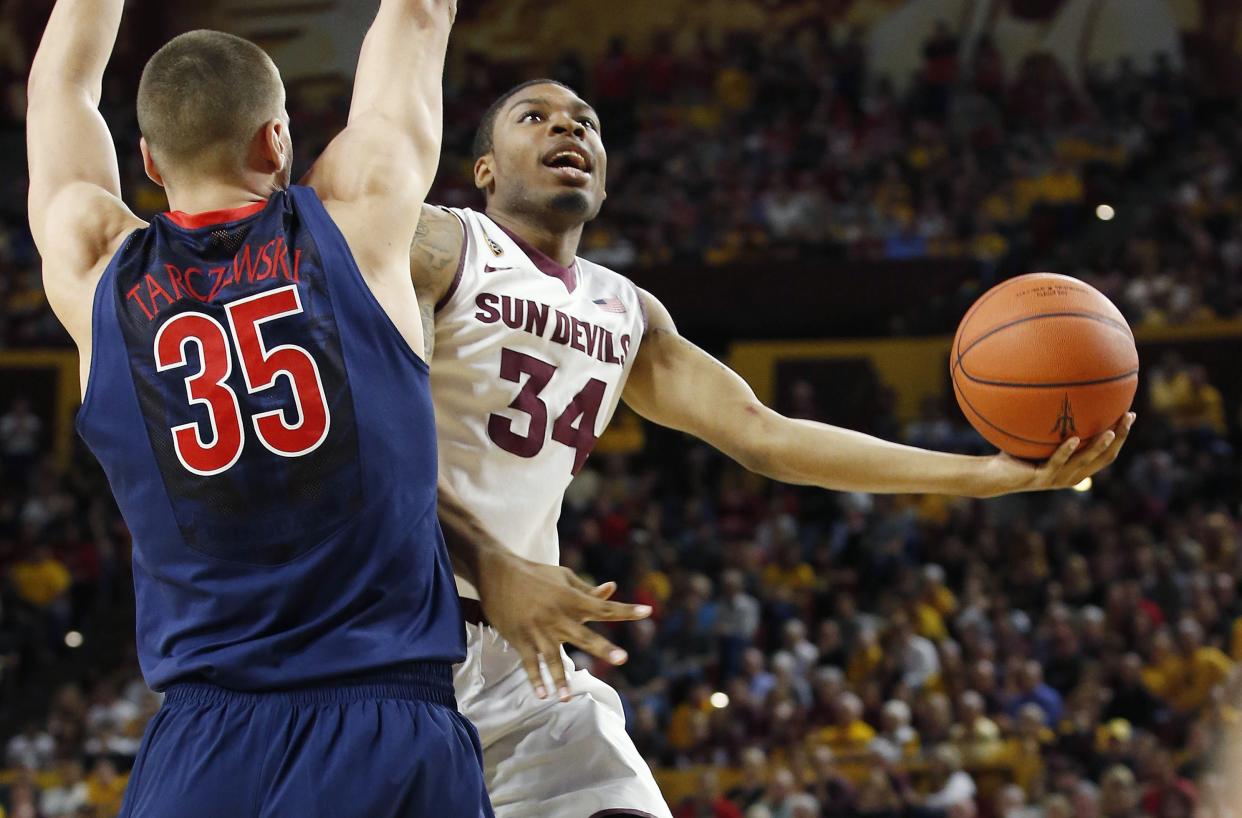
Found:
[431,208,646,599]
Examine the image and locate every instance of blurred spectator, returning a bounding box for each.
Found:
[41,760,90,817]
[84,759,127,817]
[5,720,53,770]
[0,397,41,482]
[1005,660,1064,726]
[1168,617,1232,714]
[1098,765,1140,818]
[675,767,744,818]
[1150,362,1227,436]
[920,745,976,811]
[810,691,875,751]
[11,543,72,625]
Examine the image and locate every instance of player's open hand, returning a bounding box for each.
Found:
[982,411,1135,497]
[476,552,651,703]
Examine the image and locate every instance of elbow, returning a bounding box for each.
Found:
[734,444,777,479]
[727,403,785,479]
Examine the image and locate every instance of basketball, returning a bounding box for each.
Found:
[951,273,1139,460]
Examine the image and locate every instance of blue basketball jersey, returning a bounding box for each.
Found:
[77,186,463,690]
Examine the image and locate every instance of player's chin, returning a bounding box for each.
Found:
[548,190,594,217]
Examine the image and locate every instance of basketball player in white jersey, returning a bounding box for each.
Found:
[412,79,1134,818]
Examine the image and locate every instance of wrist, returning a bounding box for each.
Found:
[972,454,1027,499]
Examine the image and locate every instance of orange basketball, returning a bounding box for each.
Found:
[951,273,1139,460]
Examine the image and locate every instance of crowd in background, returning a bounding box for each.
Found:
[2,3,1242,818]
[0,352,1238,817]
[1,8,1241,347]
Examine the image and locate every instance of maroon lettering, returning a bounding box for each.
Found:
[500,295,525,330]
[475,293,501,324]
[586,322,602,359]
[524,301,550,337]
[620,334,631,365]
[126,284,154,320]
[601,330,620,365]
[568,318,588,353]
[551,310,572,344]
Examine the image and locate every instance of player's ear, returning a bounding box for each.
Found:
[140,137,165,188]
[258,118,287,176]
[473,154,494,194]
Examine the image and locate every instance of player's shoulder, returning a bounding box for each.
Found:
[39,183,145,278]
[412,203,468,305]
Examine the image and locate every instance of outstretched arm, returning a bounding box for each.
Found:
[623,290,1133,499]
[439,477,650,702]
[304,0,456,359]
[27,0,142,345]
[305,0,455,242]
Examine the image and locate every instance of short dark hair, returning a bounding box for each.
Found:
[137,30,284,171]
[472,78,574,160]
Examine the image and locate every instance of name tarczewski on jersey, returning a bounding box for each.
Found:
[126,235,303,322]
[475,292,632,366]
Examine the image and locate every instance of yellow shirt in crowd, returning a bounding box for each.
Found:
[809,719,876,751]
[10,557,71,608]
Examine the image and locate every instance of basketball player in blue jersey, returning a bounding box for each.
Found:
[25,1,498,815]
[409,80,1137,818]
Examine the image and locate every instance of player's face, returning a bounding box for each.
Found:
[479,84,607,225]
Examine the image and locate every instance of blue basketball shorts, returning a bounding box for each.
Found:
[119,663,493,818]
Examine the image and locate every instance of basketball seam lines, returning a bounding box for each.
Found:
[957,310,1133,362]
[959,368,1140,389]
[951,359,1062,447]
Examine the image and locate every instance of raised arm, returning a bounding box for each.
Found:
[27,0,143,346]
[305,0,454,247]
[623,290,1134,499]
[304,0,456,359]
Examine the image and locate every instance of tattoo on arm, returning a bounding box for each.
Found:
[410,206,465,365]
[412,211,463,283]
[419,297,436,363]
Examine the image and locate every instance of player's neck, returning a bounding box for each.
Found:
[163,175,280,218]
[483,208,581,268]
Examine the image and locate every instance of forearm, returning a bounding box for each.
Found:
[28,0,125,101]
[745,409,998,497]
[437,478,510,587]
[351,0,453,126]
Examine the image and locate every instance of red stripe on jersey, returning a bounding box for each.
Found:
[164,200,268,229]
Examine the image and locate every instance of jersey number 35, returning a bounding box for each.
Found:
[154,284,330,476]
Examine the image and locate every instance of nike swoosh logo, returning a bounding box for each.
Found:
[483,265,514,274]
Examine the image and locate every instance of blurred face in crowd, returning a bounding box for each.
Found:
[1100,766,1138,818]
[1044,794,1072,818]
[769,767,796,800]
[476,82,608,229]
[1177,618,1204,653]
[741,747,767,783]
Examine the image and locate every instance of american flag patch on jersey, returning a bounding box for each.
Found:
[593,296,627,314]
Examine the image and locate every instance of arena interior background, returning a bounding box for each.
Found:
[0,1,1241,816]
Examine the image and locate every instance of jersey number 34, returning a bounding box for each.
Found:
[153,284,331,476]
[488,348,605,476]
